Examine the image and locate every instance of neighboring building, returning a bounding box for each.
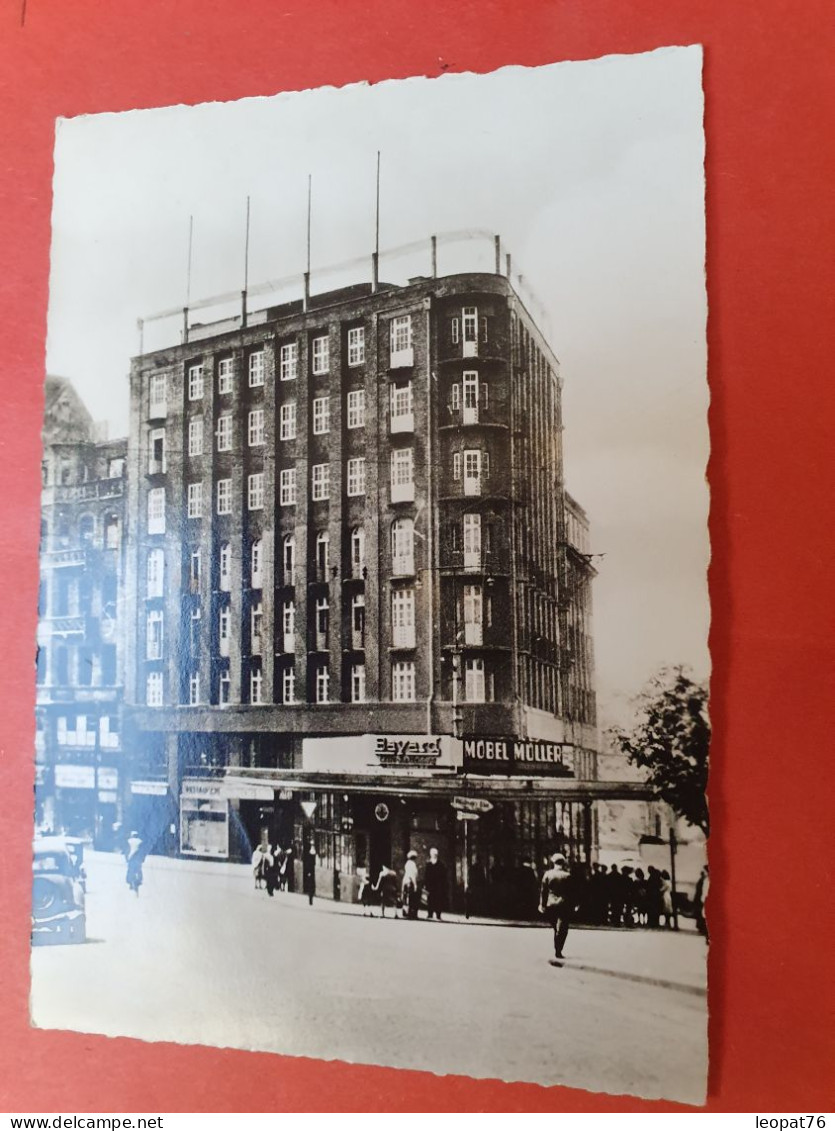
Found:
[123,259,599,914]
[36,376,127,849]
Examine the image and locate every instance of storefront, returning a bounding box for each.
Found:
[129,778,176,855]
[180,777,229,859]
[53,762,122,848]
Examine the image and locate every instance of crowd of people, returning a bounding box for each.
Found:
[251,842,295,897]
[574,863,677,929]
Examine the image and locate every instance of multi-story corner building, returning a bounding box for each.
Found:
[123,255,599,915]
[36,376,128,849]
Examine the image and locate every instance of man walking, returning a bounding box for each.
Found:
[423,847,448,920]
[539,852,575,961]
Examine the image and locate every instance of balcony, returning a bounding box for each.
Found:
[462,404,479,425]
[42,478,125,506]
[463,339,478,359]
[463,475,481,497]
[391,481,415,504]
[392,554,415,577]
[392,624,416,649]
[42,548,89,569]
[464,622,483,646]
[389,347,414,369]
[390,412,414,434]
[282,632,295,654]
[351,628,366,651]
[463,549,481,571]
[47,615,86,636]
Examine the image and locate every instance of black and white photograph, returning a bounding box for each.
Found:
[31,46,710,1105]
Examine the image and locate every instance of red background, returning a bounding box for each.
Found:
[1,0,833,1113]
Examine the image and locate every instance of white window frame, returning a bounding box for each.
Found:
[147,487,165,534]
[250,666,264,704]
[351,592,366,643]
[216,414,232,452]
[251,601,263,655]
[453,451,462,481]
[463,370,480,424]
[219,543,231,591]
[148,428,167,474]
[315,596,329,639]
[311,463,330,502]
[280,342,298,381]
[465,658,487,703]
[312,335,329,376]
[463,512,482,569]
[351,663,366,703]
[189,671,201,706]
[392,588,416,648]
[462,306,478,357]
[351,527,366,577]
[315,531,330,579]
[251,539,263,588]
[187,482,203,519]
[190,548,202,590]
[390,315,413,367]
[146,609,164,660]
[464,584,483,646]
[188,363,204,401]
[218,357,234,395]
[247,472,265,511]
[347,457,366,497]
[248,350,265,388]
[282,665,296,704]
[282,535,295,585]
[219,670,231,705]
[392,660,416,703]
[188,417,204,457]
[146,671,163,707]
[280,401,297,441]
[392,518,415,575]
[280,468,297,507]
[347,326,366,367]
[390,381,414,433]
[146,549,164,598]
[218,606,231,657]
[312,396,330,435]
[346,389,365,430]
[216,478,232,515]
[451,317,460,345]
[282,600,295,653]
[390,447,414,503]
[248,408,265,447]
[315,664,330,704]
[149,373,167,417]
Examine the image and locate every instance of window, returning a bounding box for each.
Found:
[105,514,120,550]
[391,447,414,503]
[218,606,231,656]
[146,609,164,660]
[392,588,415,648]
[216,415,232,452]
[392,517,415,575]
[390,381,414,432]
[280,402,297,441]
[190,548,202,590]
[280,342,298,381]
[249,350,265,387]
[190,606,202,652]
[315,596,329,639]
[453,451,462,481]
[146,671,163,706]
[465,658,487,703]
[99,716,120,749]
[147,487,165,534]
[189,672,201,706]
[149,428,166,474]
[251,601,263,654]
[282,601,295,652]
[187,482,203,519]
[390,315,413,366]
[312,396,330,435]
[282,665,296,704]
[463,513,481,569]
[451,317,460,345]
[347,457,366,497]
[463,450,485,496]
[351,663,366,703]
[463,371,479,423]
[392,660,416,702]
[351,526,366,577]
[108,457,125,479]
[250,666,264,704]
[311,463,330,501]
[219,543,231,590]
[216,478,232,514]
[314,664,330,703]
[248,409,265,447]
[149,373,167,417]
[188,363,204,400]
[312,335,329,375]
[219,670,231,705]
[248,472,264,510]
[282,535,296,585]
[218,357,234,394]
[188,417,203,456]
[147,549,164,597]
[315,531,330,580]
[346,389,365,430]
[279,468,297,506]
[347,326,365,367]
[351,593,366,644]
[462,306,478,357]
[464,584,483,645]
[251,539,263,588]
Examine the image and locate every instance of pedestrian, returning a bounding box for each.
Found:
[251,842,272,891]
[633,868,648,927]
[402,849,420,919]
[694,865,709,938]
[125,830,144,895]
[303,844,317,906]
[264,846,279,897]
[606,864,623,926]
[660,869,674,928]
[422,847,448,921]
[373,864,398,917]
[539,852,575,961]
[646,866,663,929]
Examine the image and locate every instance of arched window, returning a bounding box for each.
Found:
[391,517,415,575]
[251,538,263,588]
[350,527,365,578]
[282,535,295,586]
[315,531,330,581]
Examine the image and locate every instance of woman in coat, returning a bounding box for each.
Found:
[302,844,317,905]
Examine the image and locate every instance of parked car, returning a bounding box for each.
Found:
[31,837,87,945]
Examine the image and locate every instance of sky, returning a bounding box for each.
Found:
[45,46,709,725]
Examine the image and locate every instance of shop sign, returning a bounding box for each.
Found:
[303,734,462,774]
[97,767,118,790]
[131,780,168,796]
[220,780,274,801]
[181,778,224,799]
[54,764,95,789]
[463,737,574,776]
[277,789,294,801]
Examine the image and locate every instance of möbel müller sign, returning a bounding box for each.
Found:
[463,737,573,776]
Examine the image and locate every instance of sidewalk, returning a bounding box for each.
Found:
[93,849,707,995]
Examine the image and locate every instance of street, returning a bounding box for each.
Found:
[30,852,708,1105]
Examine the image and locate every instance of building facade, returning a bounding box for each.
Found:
[36,377,128,849]
[123,264,598,914]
